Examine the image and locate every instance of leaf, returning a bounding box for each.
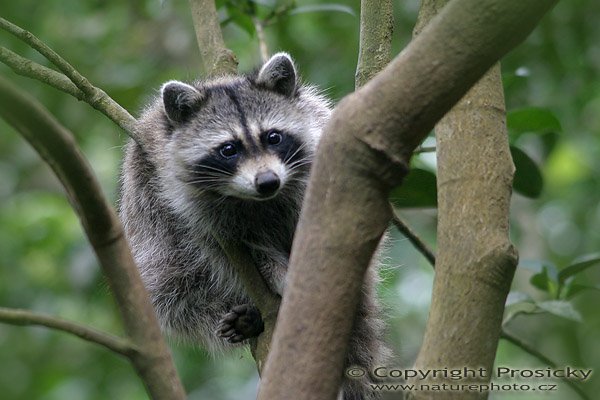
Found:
[523,261,558,296]
[519,259,558,278]
[507,107,562,138]
[558,253,600,283]
[290,4,356,17]
[503,300,537,325]
[505,291,532,306]
[223,3,256,35]
[389,168,437,208]
[537,300,582,322]
[530,269,552,293]
[511,145,544,198]
[562,283,600,299]
[540,131,559,158]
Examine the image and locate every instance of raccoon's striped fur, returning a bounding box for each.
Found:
[119,53,387,399]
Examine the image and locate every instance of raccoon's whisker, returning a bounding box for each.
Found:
[186,179,223,186]
[185,174,225,181]
[287,158,313,171]
[287,153,312,164]
[284,142,309,164]
[288,155,312,165]
[185,177,224,186]
[285,177,308,186]
[282,141,301,162]
[190,164,234,176]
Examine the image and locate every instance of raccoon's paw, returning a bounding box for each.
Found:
[217,304,264,343]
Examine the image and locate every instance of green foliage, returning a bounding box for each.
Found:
[504,252,600,365]
[510,145,544,198]
[1,0,599,399]
[218,0,355,39]
[389,168,437,208]
[507,107,562,138]
[558,253,600,285]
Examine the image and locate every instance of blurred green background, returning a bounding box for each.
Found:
[0,1,599,399]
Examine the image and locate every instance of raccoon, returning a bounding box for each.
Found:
[119,53,387,399]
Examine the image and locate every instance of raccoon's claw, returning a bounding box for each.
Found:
[217,304,264,343]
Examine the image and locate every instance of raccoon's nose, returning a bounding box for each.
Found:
[255,171,281,196]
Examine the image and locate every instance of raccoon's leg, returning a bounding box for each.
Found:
[217,304,264,343]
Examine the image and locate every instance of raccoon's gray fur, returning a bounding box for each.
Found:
[119,53,387,399]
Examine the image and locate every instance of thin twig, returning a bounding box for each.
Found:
[0,307,138,357]
[391,209,436,267]
[399,205,589,399]
[253,17,269,63]
[0,17,95,93]
[263,3,295,27]
[0,46,82,98]
[390,208,579,397]
[501,330,591,400]
[0,17,137,139]
[414,145,436,153]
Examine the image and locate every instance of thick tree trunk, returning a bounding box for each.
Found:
[407,1,519,397]
[408,65,518,399]
[258,0,557,399]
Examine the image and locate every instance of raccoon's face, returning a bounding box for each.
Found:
[161,53,328,201]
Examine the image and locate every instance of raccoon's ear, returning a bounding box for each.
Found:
[161,81,205,124]
[256,52,297,97]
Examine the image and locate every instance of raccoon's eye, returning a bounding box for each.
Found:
[219,143,238,158]
[266,130,283,145]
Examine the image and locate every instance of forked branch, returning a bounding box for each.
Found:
[259,0,559,398]
[0,17,137,140]
[0,76,184,400]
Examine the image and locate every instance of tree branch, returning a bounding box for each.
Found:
[211,236,280,374]
[186,0,278,374]
[391,210,436,266]
[0,46,82,98]
[501,330,590,400]
[393,212,572,396]
[414,145,436,153]
[355,0,437,269]
[355,0,394,88]
[258,0,558,398]
[0,307,138,358]
[253,17,269,63]
[408,0,519,394]
[0,76,185,400]
[0,17,137,139]
[188,0,238,77]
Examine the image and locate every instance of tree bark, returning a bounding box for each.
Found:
[408,65,517,399]
[355,0,393,88]
[407,1,518,397]
[188,0,238,77]
[258,0,557,399]
[0,76,186,400]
